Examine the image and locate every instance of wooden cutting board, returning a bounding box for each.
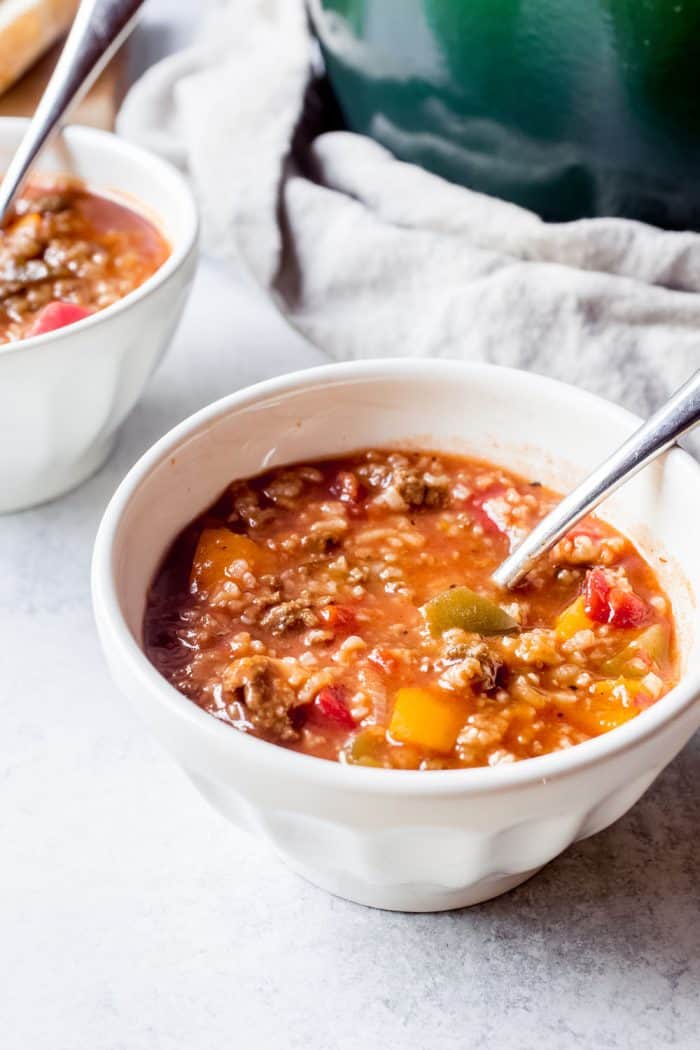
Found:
[0,37,129,130]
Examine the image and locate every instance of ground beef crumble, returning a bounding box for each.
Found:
[438,636,503,692]
[222,656,303,741]
[388,463,450,509]
[260,599,318,635]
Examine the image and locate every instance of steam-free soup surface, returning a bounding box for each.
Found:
[145,449,678,770]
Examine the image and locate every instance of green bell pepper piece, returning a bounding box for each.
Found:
[601,623,670,678]
[421,586,518,637]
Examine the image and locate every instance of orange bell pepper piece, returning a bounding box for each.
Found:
[565,678,644,735]
[190,528,270,593]
[389,687,467,753]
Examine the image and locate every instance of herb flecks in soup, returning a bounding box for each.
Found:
[0,177,169,342]
[144,451,678,770]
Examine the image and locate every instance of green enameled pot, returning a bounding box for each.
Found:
[309,0,700,227]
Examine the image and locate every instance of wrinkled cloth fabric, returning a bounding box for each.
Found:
[120,0,698,442]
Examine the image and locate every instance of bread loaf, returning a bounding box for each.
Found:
[0,0,78,95]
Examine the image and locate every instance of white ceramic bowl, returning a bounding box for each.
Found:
[92,360,700,912]
[0,118,198,512]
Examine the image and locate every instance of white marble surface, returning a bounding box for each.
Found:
[1,7,699,1049]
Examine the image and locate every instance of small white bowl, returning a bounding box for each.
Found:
[0,118,198,512]
[92,360,700,912]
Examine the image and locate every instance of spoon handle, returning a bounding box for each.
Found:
[0,0,145,223]
[492,369,700,590]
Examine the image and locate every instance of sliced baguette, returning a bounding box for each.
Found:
[0,0,78,95]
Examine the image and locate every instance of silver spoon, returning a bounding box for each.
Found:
[0,0,145,224]
[492,369,700,590]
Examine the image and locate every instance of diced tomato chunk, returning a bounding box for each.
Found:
[583,567,612,622]
[607,587,650,629]
[319,604,358,633]
[309,685,356,729]
[28,301,92,337]
[368,647,399,675]
[330,470,366,505]
[465,483,508,536]
[583,568,650,629]
[566,518,605,541]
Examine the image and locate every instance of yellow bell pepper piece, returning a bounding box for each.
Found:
[389,687,467,753]
[190,528,270,592]
[555,596,594,640]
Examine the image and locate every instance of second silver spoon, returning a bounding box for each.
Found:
[0,0,145,224]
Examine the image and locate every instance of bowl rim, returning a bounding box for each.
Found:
[92,358,700,797]
[0,118,199,358]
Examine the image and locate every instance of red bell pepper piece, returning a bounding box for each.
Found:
[28,301,93,337]
[319,604,358,633]
[310,685,356,729]
[466,483,508,536]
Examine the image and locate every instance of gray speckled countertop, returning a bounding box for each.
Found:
[1,6,699,1048]
[2,256,698,1050]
